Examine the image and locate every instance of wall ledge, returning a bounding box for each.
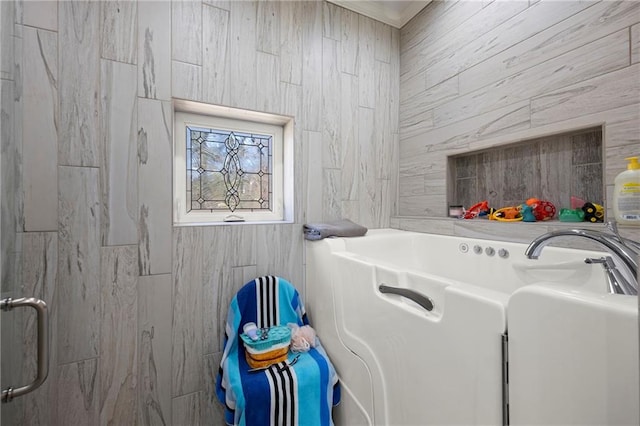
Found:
[390,216,640,248]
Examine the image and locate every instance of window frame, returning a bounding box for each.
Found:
[173,101,293,226]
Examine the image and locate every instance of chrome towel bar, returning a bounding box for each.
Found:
[1,297,49,402]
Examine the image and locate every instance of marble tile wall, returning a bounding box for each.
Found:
[3,1,399,424]
[1,1,22,425]
[398,0,640,241]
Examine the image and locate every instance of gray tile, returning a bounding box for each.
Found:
[22,27,58,232]
[302,0,322,132]
[1,78,22,294]
[531,64,640,127]
[139,274,172,426]
[172,0,202,65]
[55,359,99,426]
[423,1,558,89]
[374,21,391,63]
[539,136,572,208]
[22,0,57,31]
[138,99,172,276]
[322,38,341,169]
[0,0,15,80]
[358,15,375,108]
[138,0,171,100]
[501,144,539,205]
[58,1,100,167]
[172,392,203,426]
[436,29,630,128]
[203,0,230,10]
[280,1,303,85]
[358,106,376,226]
[101,60,138,246]
[400,77,457,139]
[280,81,302,120]
[257,0,280,55]
[304,131,323,223]
[389,28,400,135]
[228,1,257,110]
[203,4,230,105]
[256,224,304,289]
[633,24,640,64]
[374,60,393,180]
[459,1,639,94]
[341,73,359,201]
[58,166,101,364]
[20,232,58,426]
[340,8,359,75]
[323,168,342,222]
[454,177,478,209]
[455,156,477,180]
[256,51,280,113]
[400,0,477,57]
[172,60,202,101]
[100,245,138,426]
[202,225,256,354]
[203,353,226,425]
[573,164,604,205]
[172,227,204,397]
[101,0,137,64]
[571,129,602,165]
[322,1,341,41]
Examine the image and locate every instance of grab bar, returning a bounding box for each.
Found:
[1,297,49,403]
[378,284,434,312]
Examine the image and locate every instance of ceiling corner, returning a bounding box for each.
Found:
[327,0,431,29]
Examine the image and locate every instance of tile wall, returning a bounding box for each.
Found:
[3,1,639,424]
[451,127,603,212]
[1,1,398,424]
[396,0,640,242]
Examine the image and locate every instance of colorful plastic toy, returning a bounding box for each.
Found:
[559,208,585,222]
[570,196,586,209]
[526,199,556,221]
[521,204,536,222]
[463,201,490,219]
[582,202,604,223]
[490,206,523,222]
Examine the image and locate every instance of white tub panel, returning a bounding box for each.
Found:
[332,385,371,426]
[333,254,506,425]
[508,284,639,425]
[306,240,375,424]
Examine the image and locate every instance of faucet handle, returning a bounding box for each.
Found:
[585,256,635,295]
[584,256,615,268]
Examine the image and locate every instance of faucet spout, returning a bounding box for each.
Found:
[525,228,638,295]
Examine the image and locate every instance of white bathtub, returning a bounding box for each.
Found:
[305,229,638,425]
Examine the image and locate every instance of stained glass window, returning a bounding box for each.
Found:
[186,126,272,213]
[173,106,290,225]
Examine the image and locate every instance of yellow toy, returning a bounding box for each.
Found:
[490,206,523,222]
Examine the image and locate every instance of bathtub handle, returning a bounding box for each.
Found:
[378,284,434,312]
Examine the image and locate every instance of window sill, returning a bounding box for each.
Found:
[173,219,295,227]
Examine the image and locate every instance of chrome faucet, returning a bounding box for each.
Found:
[525,225,638,295]
[605,220,640,254]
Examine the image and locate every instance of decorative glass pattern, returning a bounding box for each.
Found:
[187,126,272,213]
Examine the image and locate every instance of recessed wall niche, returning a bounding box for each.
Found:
[448,127,603,215]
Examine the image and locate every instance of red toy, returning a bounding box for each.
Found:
[463,201,490,219]
[526,198,556,221]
